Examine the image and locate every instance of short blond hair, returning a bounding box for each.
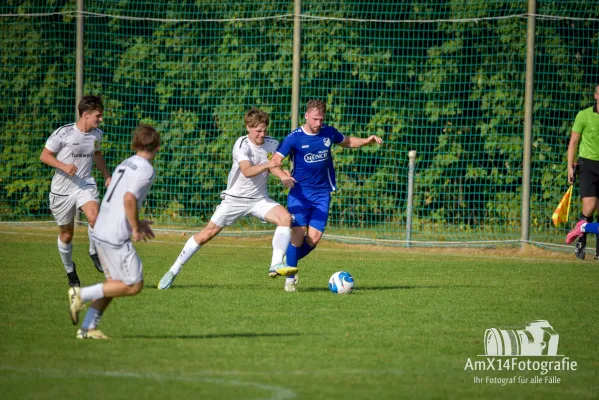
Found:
[131,124,160,152]
[244,108,269,128]
[305,99,326,115]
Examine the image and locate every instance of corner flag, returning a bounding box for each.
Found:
[552,185,573,227]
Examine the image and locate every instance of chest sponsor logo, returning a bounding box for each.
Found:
[301,145,309,148]
[304,150,329,163]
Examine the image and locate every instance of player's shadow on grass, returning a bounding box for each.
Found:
[145,283,264,290]
[301,284,474,292]
[300,287,334,292]
[359,284,479,291]
[123,332,305,340]
[147,283,479,292]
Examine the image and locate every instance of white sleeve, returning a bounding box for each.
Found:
[265,139,280,154]
[94,130,103,151]
[127,167,154,200]
[233,139,252,163]
[45,129,63,153]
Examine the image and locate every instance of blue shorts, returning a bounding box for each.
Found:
[287,190,331,233]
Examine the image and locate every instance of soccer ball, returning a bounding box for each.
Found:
[328,271,354,294]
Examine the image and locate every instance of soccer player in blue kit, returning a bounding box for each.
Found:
[270,99,383,292]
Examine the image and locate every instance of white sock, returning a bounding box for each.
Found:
[88,225,97,255]
[57,236,74,273]
[271,226,291,266]
[80,283,104,302]
[81,307,103,330]
[170,236,201,275]
[286,276,296,282]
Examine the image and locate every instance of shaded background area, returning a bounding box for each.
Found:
[1,1,598,246]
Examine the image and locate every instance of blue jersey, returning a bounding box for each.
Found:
[276,125,345,193]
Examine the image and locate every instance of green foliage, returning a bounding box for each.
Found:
[1,1,599,243]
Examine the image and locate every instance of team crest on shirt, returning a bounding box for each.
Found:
[94,139,98,150]
[323,138,331,148]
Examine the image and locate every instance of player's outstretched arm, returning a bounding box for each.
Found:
[40,148,78,176]
[93,151,112,187]
[270,166,296,188]
[238,159,280,178]
[271,153,285,165]
[339,135,383,148]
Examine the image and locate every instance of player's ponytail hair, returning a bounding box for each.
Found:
[244,108,269,128]
[131,124,160,152]
[305,99,326,115]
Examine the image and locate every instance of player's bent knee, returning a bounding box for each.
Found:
[60,232,74,243]
[279,212,292,227]
[306,237,320,247]
[129,281,143,295]
[82,203,100,225]
[273,214,291,227]
[265,206,291,227]
[306,232,322,247]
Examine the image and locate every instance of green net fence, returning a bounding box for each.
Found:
[1,1,598,248]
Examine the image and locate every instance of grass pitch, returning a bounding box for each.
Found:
[0,226,597,399]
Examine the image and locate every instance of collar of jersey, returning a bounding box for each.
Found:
[246,135,271,148]
[73,123,93,135]
[300,126,319,136]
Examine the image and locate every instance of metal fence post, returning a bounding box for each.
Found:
[521,0,536,245]
[406,150,417,247]
[75,0,84,226]
[291,0,302,131]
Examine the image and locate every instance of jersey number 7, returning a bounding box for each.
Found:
[105,169,126,203]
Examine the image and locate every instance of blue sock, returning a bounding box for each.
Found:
[583,222,599,235]
[298,241,315,260]
[286,244,299,267]
[81,307,102,330]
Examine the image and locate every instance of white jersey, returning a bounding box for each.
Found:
[222,136,279,199]
[45,123,103,195]
[93,155,155,245]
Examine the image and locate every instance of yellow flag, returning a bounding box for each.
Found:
[552,185,573,227]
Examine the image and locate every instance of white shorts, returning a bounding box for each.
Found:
[49,186,99,226]
[94,239,143,285]
[210,195,280,227]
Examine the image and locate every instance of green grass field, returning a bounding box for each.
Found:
[0,226,597,399]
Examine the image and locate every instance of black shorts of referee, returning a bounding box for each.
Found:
[578,157,599,198]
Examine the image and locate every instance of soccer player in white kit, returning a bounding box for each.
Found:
[68,124,159,339]
[40,95,112,287]
[157,108,297,289]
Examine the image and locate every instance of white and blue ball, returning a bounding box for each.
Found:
[328,271,354,294]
